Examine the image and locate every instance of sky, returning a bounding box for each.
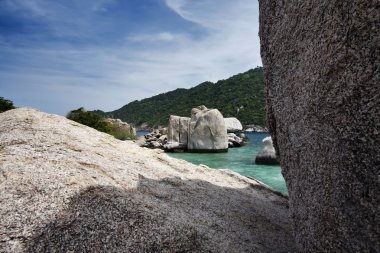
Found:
[0,0,261,115]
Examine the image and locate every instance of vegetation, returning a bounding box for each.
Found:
[94,67,265,127]
[67,108,137,140]
[0,97,15,113]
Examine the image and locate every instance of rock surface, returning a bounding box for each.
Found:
[0,108,296,252]
[260,1,379,251]
[255,137,279,165]
[105,118,136,136]
[227,133,245,148]
[167,115,190,145]
[140,129,168,149]
[188,106,228,152]
[224,117,243,133]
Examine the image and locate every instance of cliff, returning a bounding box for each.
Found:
[259,1,379,251]
[0,108,296,252]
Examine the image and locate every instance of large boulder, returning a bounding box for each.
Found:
[188,106,228,152]
[224,117,243,133]
[255,137,279,165]
[167,115,190,146]
[0,108,296,252]
[259,1,379,251]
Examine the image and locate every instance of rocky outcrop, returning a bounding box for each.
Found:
[167,115,190,147]
[141,129,169,150]
[188,106,228,152]
[0,108,296,252]
[259,1,379,252]
[224,117,243,133]
[255,137,279,165]
[227,133,246,148]
[105,118,136,136]
[142,109,246,151]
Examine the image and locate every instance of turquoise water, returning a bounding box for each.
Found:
[167,132,288,194]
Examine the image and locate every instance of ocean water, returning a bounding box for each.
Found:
[137,131,287,194]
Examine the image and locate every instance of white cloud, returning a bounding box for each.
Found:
[3,0,47,16]
[0,0,261,115]
[128,32,181,42]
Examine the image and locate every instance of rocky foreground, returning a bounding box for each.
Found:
[0,108,296,252]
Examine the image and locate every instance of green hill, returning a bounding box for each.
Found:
[95,67,265,128]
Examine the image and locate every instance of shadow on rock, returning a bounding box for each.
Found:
[26,176,297,253]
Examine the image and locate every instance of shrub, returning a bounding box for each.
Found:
[110,128,137,141]
[0,97,15,113]
[67,107,137,140]
[67,107,111,133]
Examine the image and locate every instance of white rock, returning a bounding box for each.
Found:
[167,115,190,145]
[255,137,279,165]
[188,106,228,152]
[224,117,243,132]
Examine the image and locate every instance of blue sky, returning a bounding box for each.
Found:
[0,0,261,115]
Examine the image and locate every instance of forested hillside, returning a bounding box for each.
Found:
[94,67,265,127]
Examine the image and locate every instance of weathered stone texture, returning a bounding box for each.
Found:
[188,106,228,152]
[0,108,296,252]
[224,117,243,133]
[259,0,379,252]
[167,115,190,144]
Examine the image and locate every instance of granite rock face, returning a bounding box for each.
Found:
[224,117,243,133]
[259,1,379,252]
[255,137,279,165]
[188,106,228,152]
[167,115,190,145]
[0,108,296,252]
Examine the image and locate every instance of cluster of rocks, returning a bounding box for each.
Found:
[227,133,246,148]
[224,118,246,148]
[140,128,169,149]
[244,124,268,133]
[140,106,247,152]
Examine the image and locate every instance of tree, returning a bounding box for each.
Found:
[0,97,15,113]
[93,67,266,127]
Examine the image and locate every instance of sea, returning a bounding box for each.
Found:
[136,131,287,194]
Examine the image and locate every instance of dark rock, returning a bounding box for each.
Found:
[259,1,379,251]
